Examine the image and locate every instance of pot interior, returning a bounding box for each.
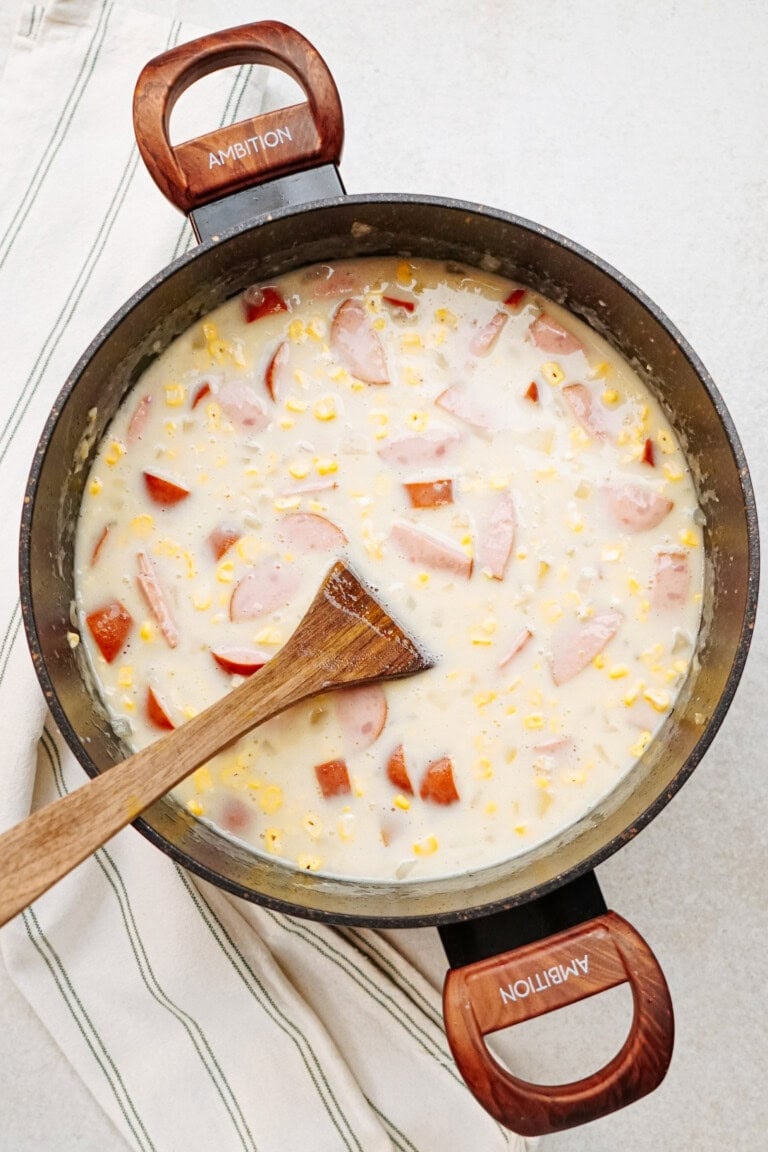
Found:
[20,195,758,925]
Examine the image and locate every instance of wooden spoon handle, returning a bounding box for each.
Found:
[442,912,674,1136]
[0,643,303,928]
[0,562,431,927]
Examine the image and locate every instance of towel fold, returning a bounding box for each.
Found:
[0,3,530,1148]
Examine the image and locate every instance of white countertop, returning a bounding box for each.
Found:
[0,1,766,1148]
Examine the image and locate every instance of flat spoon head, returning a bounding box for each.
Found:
[287,559,435,690]
[0,562,433,926]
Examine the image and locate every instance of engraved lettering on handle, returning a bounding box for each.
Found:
[208,125,294,169]
[499,954,590,1004]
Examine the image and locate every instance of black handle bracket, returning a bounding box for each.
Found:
[438,870,607,969]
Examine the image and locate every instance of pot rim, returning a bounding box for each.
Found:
[19,191,760,927]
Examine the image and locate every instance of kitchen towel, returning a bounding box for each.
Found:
[0,3,530,1150]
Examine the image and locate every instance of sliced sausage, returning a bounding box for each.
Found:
[550,610,623,685]
[604,483,673,533]
[477,492,516,579]
[336,684,388,752]
[229,560,300,621]
[276,512,347,552]
[529,312,584,355]
[331,299,389,384]
[390,521,472,579]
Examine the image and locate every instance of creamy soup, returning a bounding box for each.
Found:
[73,257,703,881]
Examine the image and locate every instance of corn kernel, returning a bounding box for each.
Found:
[662,462,683,481]
[644,687,671,712]
[220,762,247,790]
[236,536,261,563]
[186,799,204,817]
[470,634,493,646]
[306,319,325,341]
[601,388,619,405]
[193,767,213,793]
[481,616,497,634]
[297,854,322,871]
[474,691,497,708]
[274,496,301,512]
[279,417,295,430]
[569,426,591,448]
[254,626,282,646]
[372,316,386,331]
[117,666,133,688]
[431,306,456,327]
[338,813,355,842]
[164,383,185,407]
[406,410,428,432]
[485,803,498,816]
[592,653,607,669]
[623,680,645,706]
[673,659,689,675]
[260,785,283,814]
[400,332,423,352]
[414,571,430,587]
[182,705,198,720]
[104,439,125,467]
[523,713,545,730]
[216,560,235,583]
[536,465,558,479]
[656,428,675,454]
[393,794,411,811]
[396,261,412,285]
[514,824,527,836]
[590,361,611,379]
[541,600,563,623]
[89,477,103,496]
[139,621,154,641]
[313,395,338,421]
[628,576,642,595]
[285,396,307,413]
[120,696,135,712]
[362,529,384,560]
[475,757,493,780]
[608,664,630,679]
[403,366,421,386]
[288,318,305,342]
[413,835,438,857]
[302,814,323,839]
[601,545,622,562]
[264,829,282,854]
[541,361,565,386]
[315,457,338,475]
[630,731,652,758]
[679,528,700,548]
[288,460,310,479]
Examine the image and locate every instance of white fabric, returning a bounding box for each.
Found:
[0,3,531,1149]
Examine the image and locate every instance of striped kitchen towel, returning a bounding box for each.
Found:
[0,2,530,1150]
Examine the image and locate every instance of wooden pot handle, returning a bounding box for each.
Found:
[443,911,674,1136]
[133,21,343,214]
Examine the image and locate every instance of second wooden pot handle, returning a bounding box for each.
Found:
[133,21,343,214]
[443,912,674,1136]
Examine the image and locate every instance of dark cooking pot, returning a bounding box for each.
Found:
[19,22,758,1137]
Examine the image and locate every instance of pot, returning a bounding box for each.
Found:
[19,21,759,1137]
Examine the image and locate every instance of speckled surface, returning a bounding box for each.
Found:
[0,2,766,1149]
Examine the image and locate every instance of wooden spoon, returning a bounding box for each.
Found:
[0,562,433,927]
